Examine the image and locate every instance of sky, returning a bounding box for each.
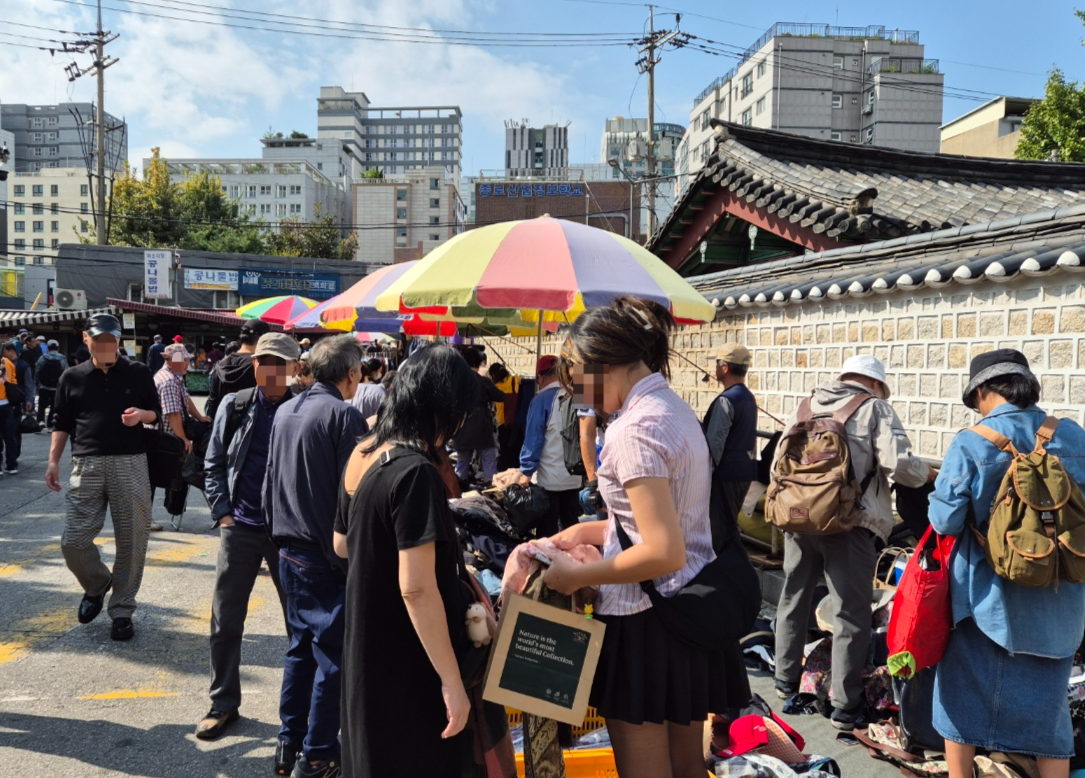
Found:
[3,0,1084,198]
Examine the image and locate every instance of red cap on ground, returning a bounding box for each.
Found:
[536,355,558,375]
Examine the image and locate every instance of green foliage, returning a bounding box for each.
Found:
[289,130,309,139]
[363,167,385,179]
[267,204,358,261]
[1015,67,1085,163]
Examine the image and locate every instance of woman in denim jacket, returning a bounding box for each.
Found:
[930,349,1085,778]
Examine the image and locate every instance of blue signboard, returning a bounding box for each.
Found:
[478,183,584,198]
[239,268,340,299]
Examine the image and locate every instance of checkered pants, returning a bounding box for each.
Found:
[61,454,151,620]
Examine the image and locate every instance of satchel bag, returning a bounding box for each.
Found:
[887,525,956,678]
[613,514,761,648]
[143,428,188,491]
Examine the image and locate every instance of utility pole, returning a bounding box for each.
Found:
[636,7,682,243]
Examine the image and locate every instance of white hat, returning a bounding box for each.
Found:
[840,354,889,396]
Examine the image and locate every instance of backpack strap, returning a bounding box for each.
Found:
[967,424,1020,457]
[1034,416,1060,454]
[829,391,876,425]
[794,396,815,424]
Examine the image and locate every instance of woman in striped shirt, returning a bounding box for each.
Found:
[543,297,750,778]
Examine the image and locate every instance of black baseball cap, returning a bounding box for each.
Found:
[85,313,122,339]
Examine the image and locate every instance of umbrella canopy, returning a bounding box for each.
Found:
[237,296,318,326]
[321,262,417,328]
[286,296,355,331]
[354,331,398,344]
[373,215,717,324]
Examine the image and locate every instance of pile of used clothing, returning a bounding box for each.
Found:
[449,494,529,598]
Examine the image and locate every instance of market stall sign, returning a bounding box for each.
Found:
[239,269,340,300]
[483,594,604,725]
[184,269,239,291]
[144,250,172,300]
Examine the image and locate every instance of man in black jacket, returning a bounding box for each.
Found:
[205,320,270,421]
[450,347,504,487]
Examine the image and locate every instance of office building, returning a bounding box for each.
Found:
[940,97,1039,159]
[684,23,944,180]
[600,117,686,229]
[6,168,105,267]
[504,121,569,178]
[353,165,466,265]
[1,103,127,173]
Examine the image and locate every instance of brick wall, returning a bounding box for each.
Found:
[481,277,1085,462]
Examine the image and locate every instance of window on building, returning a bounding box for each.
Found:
[127,283,143,302]
[33,221,44,233]
[246,185,257,198]
[864,127,874,142]
[259,203,272,215]
[51,221,59,233]
[48,146,59,156]
[50,184,59,196]
[429,216,440,225]
[13,240,25,251]
[33,148,42,158]
[833,55,844,69]
[756,97,766,115]
[430,198,440,208]
[317,163,323,170]
[33,239,44,249]
[212,290,240,310]
[13,185,24,197]
[33,132,43,143]
[700,109,711,130]
[830,131,843,142]
[80,184,88,197]
[289,185,302,196]
[832,93,843,109]
[81,221,89,233]
[289,203,302,214]
[740,109,752,126]
[868,90,876,106]
[50,203,58,214]
[397,227,408,238]
[260,185,272,196]
[81,203,89,213]
[47,116,58,126]
[32,203,43,215]
[32,185,43,197]
[228,185,240,198]
[396,189,407,201]
[757,61,767,78]
[13,203,24,215]
[430,234,440,241]
[51,239,59,249]
[276,185,287,198]
[13,256,25,267]
[276,203,287,216]
[31,118,42,129]
[396,207,407,219]
[430,178,440,190]
[741,72,753,97]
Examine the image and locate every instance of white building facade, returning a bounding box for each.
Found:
[6,168,101,266]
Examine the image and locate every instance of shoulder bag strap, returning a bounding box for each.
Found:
[967,423,1020,457]
[794,396,814,424]
[1034,416,1060,454]
[831,391,876,425]
[611,514,658,596]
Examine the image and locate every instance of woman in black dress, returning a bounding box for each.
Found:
[332,345,479,778]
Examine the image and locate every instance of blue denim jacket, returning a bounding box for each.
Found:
[930,403,1085,658]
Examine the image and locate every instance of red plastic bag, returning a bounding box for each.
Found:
[887,526,956,678]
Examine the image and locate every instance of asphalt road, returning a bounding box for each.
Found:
[0,429,899,778]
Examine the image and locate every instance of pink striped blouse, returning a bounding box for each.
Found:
[595,372,715,616]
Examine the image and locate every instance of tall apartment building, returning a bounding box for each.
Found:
[0,103,127,173]
[316,86,463,186]
[504,121,569,178]
[0,128,13,265]
[940,96,1038,159]
[6,168,103,266]
[157,158,351,231]
[600,118,686,227]
[354,165,465,265]
[684,23,944,179]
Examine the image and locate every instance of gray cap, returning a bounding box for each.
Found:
[253,333,300,362]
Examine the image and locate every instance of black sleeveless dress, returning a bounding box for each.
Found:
[334,449,467,778]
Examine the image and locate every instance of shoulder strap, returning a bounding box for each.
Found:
[831,391,876,425]
[967,424,1019,456]
[794,396,814,424]
[233,386,257,412]
[1034,416,1060,453]
[611,515,658,596]
[222,388,258,450]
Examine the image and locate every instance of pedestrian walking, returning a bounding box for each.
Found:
[771,355,933,731]
[48,313,161,642]
[349,360,385,418]
[197,333,300,741]
[449,347,505,487]
[703,343,758,552]
[930,350,1085,778]
[495,355,583,535]
[146,334,166,373]
[542,297,751,778]
[205,321,271,421]
[265,333,367,778]
[2,340,35,469]
[152,343,212,452]
[0,345,20,474]
[35,339,69,430]
[332,345,482,778]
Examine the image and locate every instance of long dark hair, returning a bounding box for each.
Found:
[559,296,675,390]
[362,344,478,456]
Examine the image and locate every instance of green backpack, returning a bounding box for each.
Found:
[968,417,1085,588]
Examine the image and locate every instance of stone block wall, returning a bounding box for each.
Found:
[481,277,1085,462]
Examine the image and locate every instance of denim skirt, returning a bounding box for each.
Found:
[933,617,1074,758]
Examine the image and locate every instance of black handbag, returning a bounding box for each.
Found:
[501,483,551,535]
[614,514,761,648]
[143,428,187,491]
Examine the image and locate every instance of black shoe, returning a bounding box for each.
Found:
[110,617,134,641]
[275,741,301,777]
[830,704,869,732]
[196,708,239,740]
[292,757,341,778]
[774,679,799,700]
[78,581,111,624]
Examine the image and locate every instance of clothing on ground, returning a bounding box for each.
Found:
[60,453,151,619]
[53,358,161,457]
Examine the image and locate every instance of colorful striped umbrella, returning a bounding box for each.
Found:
[237,296,318,326]
[321,262,418,328]
[373,216,717,325]
[355,331,398,344]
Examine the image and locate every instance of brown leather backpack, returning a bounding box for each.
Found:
[765,392,876,535]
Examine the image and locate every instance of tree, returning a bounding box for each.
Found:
[267,204,358,260]
[289,130,309,139]
[91,147,270,252]
[363,167,385,180]
[1015,68,1085,162]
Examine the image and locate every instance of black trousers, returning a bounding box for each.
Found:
[37,388,56,426]
[538,488,582,538]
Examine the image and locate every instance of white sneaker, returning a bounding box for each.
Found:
[4,469,16,475]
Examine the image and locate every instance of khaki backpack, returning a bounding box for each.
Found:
[968,417,1085,588]
[765,392,876,535]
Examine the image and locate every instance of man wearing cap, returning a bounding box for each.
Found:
[773,354,933,731]
[35,339,68,430]
[206,321,271,422]
[153,342,212,454]
[496,355,584,535]
[197,333,299,742]
[146,334,167,374]
[702,343,758,553]
[299,337,311,355]
[48,313,162,642]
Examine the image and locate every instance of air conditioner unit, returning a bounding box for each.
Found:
[862,104,874,115]
[55,288,87,310]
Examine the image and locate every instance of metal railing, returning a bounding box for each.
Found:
[869,57,941,76]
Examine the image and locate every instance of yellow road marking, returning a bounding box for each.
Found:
[0,564,22,578]
[0,607,78,664]
[0,641,28,664]
[79,689,180,700]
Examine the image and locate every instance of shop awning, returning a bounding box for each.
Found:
[105,298,266,329]
[0,306,118,330]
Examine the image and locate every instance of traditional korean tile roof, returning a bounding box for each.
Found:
[653,122,1085,259]
[692,203,1085,309]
